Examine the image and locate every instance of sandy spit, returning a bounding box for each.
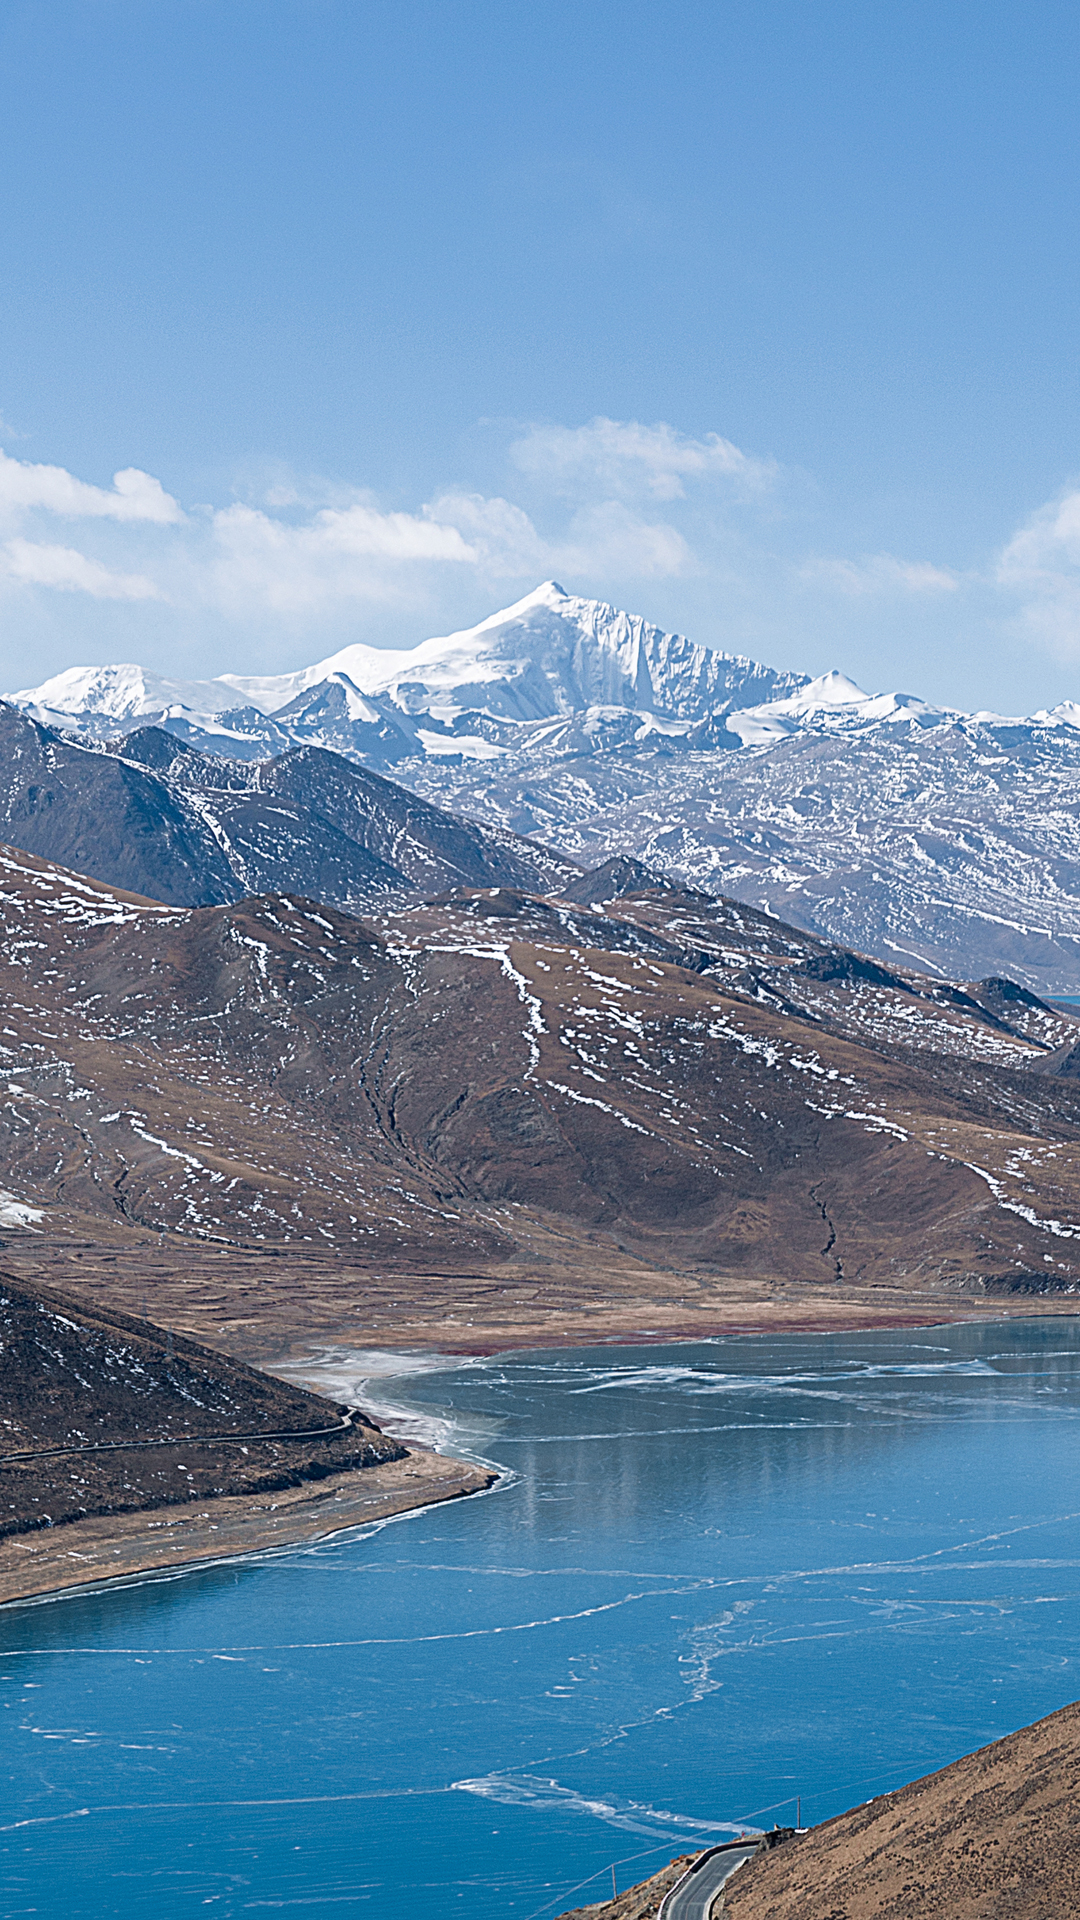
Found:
[0,1447,496,1606]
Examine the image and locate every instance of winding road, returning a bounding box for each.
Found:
[0,1412,357,1464]
[658,1842,759,1920]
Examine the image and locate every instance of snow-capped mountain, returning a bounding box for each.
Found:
[12,579,1080,991]
[13,581,807,747]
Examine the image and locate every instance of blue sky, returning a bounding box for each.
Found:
[2,0,1080,711]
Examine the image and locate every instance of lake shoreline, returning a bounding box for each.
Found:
[6,1302,1075,1609]
[0,1446,496,1608]
[266,1299,1080,1368]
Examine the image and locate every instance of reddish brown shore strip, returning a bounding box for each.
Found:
[0,1448,495,1607]
[361,1308,1076,1356]
[265,1299,1080,1369]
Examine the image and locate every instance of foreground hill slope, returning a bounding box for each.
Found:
[0,1269,402,1539]
[721,1697,1080,1919]
[0,1267,497,1603]
[2,842,1080,1350]
[557,1700,1080,1920]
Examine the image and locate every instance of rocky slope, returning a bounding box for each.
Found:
[0,703,576,908]
[720,1697,1080,1919]
[16,581,1080,991]
[0,1270,402,1540]
[402,704,1080,994]
[2,840,1080,1352]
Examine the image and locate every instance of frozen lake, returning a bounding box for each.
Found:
[4,1318,1080,1917]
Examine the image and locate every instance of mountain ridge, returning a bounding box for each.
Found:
[1,833,1080,1352]
[0,703,577,909]
[13,581,1080,990]
[13,582,810,732]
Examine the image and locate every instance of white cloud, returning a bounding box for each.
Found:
[0,449,183,523]
[0,428,726,619]
[425,493,546,576]
[206,488,692,614]
[511,416,777,501]
[312,502,476,562]
[995,488,1080,652]
[207,500,478,613]
[802,553,959,597]
[429,491,691,580]
[2,539,162,600]
[0,426,982,651]
[555,501,691,577]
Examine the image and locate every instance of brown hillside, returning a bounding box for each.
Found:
[0,1270,403,1538]
[2,842,1080,1350]
[722,1698,1080,1919]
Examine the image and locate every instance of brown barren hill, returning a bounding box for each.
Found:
[0,1269,403,1535]
[722,1698,1080,1919]
[3,840,1080,1353]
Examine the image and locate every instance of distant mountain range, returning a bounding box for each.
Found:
[13,580,808,753]
[13,580,1080,989]
[0,704,576,909]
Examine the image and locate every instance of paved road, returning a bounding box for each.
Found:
[660,1843,759,1920]
[0,1413,356,1464]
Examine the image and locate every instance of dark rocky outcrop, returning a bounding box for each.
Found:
[0,1273,404,1539]
[798,948,908,990]
[0,704,238,904]
[560,855,679,905]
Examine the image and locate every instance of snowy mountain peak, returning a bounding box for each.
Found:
[792,669,871,709]
[14,660,238,725]
[10,581,1066,778]
[1032,701,1080,731]
[11,583,814,743]
[465,578,570,625]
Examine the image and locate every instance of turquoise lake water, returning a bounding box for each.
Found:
[4,1318,1080,1917]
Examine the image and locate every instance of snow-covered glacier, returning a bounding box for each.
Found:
[14,581,806,735]
[12,579,1080,991]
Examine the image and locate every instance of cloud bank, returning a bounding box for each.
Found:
[0,423,746,623]
[995,488,1080,654]
[0,427,1070,702]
